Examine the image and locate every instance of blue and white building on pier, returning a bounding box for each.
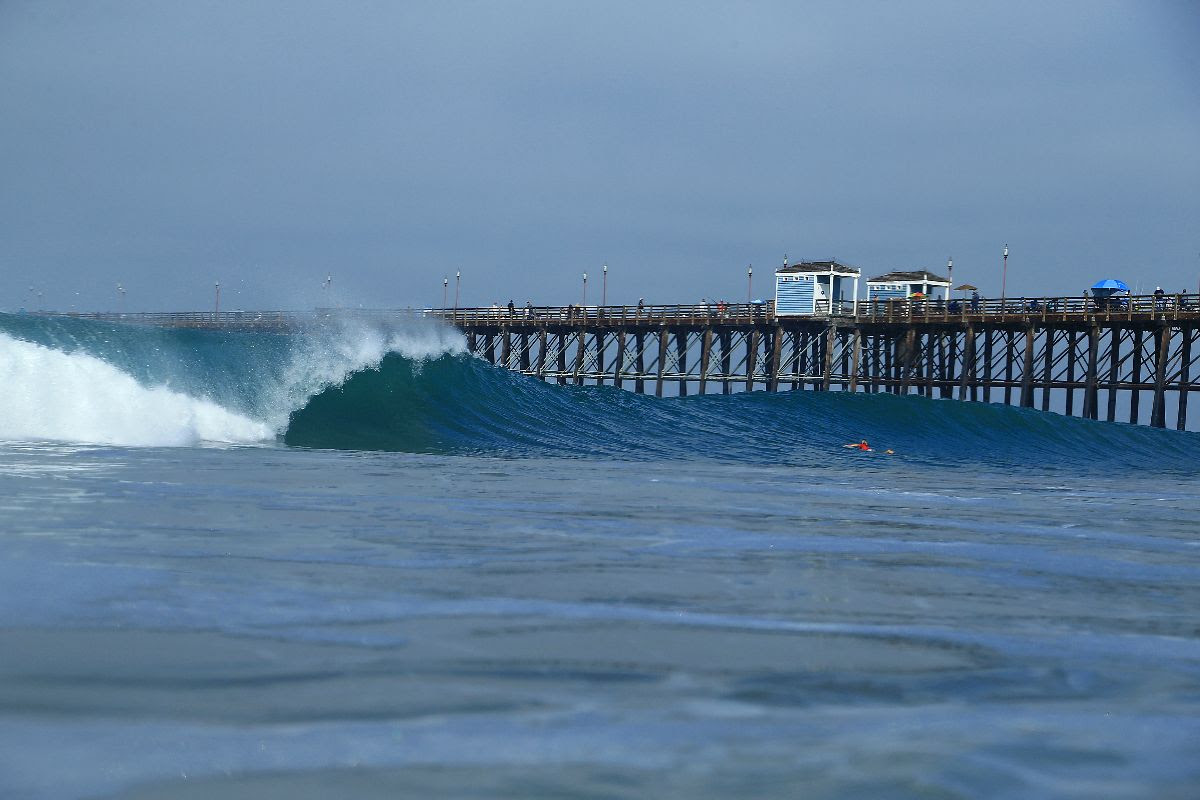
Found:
[774,260,861,316]
[866,270,952,304]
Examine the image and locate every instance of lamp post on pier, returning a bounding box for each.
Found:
[117,283,125,313]
[946,257,953,303]
[214,282,221,317]
[454,271,461,314]
[747,265,753,304]
[442,277,448,311]
[1001,244,1009,308]
[582,272,588,306]
[602,263,607,307]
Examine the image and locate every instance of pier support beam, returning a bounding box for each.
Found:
[1178,327,1192,431]
[768,325,784,392]
[1151,325,1170,428]
[1129,330,1143,424]
[746,329,760,392]
[1020,325,1036,408]
[634,331,646,394]
[699,327,713,394]
[655,328,668,397]
[676,330,688,396]
[849,328,862,392]
[1083,325,1099,420]
[1107,328,1120,422]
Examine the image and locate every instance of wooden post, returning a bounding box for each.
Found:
[676,329,688,396]
[791,330,804,390]
[1064,331,1076,416]
[518,331,530,372]
[943,331,957,399]
[923,332,936,397]
[721,330,733,395]
[613,329,626,388]
[839,330,851,390]
[746,328,760,392]
[870,333,881,394]
[1083,324,1099,420]
[573,330,587,386]
[535,329,548,380]
[1129,329,1143,424]
[634,331,646,394]
[1107,327,1120,422]
[816,331,825,391]
[821,325,836,391]
[899,328,917,395]
[958,325,975,401]
[484,332,496,365]
[595,331,606,386]
[467,331,477,357]
[1151,325,1171,428]
[1177,326,1192,431]
[1020,326,1035,408]
[849,328,862,392]
[557,331,568,385]
[1003,330,1015,405]
[982,329,993,403]
[655,328,668,397]
[698,327,713,394]
[883,333,894,393]
[501,329,511,370]
[768,325,784,392]
[1039,328,1054,411]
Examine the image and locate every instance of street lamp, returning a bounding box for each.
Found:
[602,263,608,307]
[747,265,753,303]
[582,272,588,306]
[443,277,448,311]
[117,283,126,313]
[1001,244,1009,307]
[454,271,461,313]
[946,257,953,303]
[214,282,221,316]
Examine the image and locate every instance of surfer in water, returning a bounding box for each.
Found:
[844,439,871,451]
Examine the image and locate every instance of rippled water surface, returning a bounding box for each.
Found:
[2,442,1198,799]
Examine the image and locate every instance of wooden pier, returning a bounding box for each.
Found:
[438,295,1200,431]
[43,294,1200,430]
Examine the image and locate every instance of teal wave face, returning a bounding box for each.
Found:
[283,348,1200,474]
[3,312,1198,471]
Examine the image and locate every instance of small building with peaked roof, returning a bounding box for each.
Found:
[866,269,952,304]
[775,259,861,316]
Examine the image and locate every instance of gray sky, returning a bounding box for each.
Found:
[2,0,1198,312]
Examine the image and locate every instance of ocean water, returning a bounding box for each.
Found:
[1,312,1198,799]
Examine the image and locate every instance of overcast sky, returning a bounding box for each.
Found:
[2,1,1197,312]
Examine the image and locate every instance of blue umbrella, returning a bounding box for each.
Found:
[1092,279,1128,292]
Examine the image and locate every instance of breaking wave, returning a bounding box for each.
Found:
[0,312,1195,472]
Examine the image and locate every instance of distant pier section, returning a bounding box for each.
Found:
[44,291,1200,430]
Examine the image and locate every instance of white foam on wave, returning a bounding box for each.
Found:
[255,317,468,432]
[0,315,469,448]
[0,332,273,447]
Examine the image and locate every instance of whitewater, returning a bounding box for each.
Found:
[1,312,1198,799]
